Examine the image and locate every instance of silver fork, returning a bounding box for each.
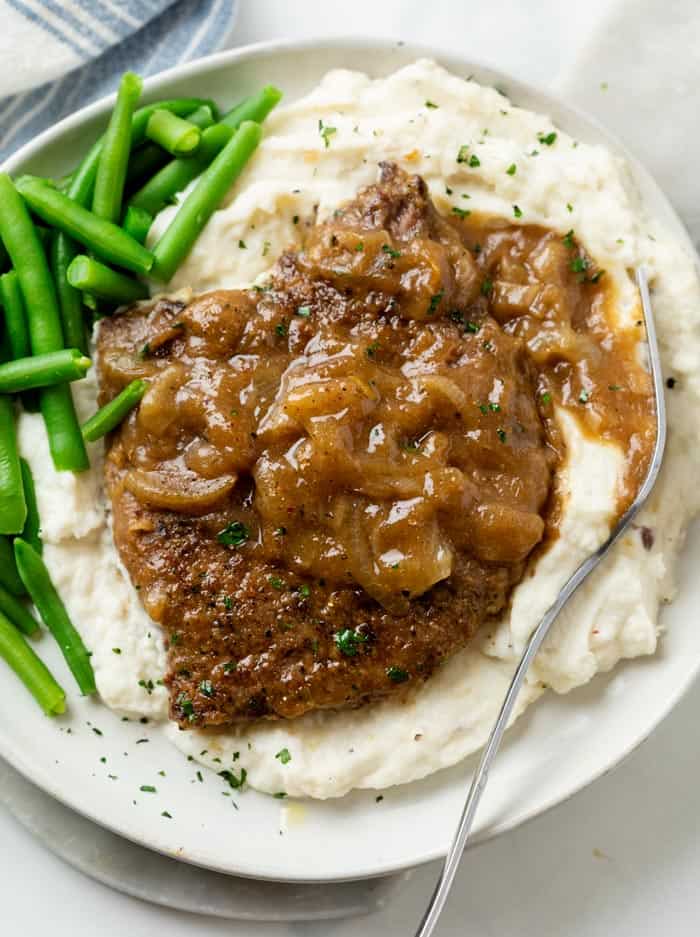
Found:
[415,267,667,937]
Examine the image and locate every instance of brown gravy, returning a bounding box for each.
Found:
[97,164,654,725]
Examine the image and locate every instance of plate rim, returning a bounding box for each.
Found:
[1,35,699,883]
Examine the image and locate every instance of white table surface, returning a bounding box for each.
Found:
[4,1,700,934]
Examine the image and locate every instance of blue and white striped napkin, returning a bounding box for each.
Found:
[0,0,238,162]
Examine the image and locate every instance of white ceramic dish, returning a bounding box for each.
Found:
[1,38,699,884]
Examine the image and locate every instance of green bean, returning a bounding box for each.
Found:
[129,123,233,216]
[0,274,39,410]
[129,91,280,218]
[220,85,282,129]
[16,177,154,275]
[68,255,147,304]
[152,121,262,282]
[122,205,152,244]
[0,349,91,394]
[82,379,148,442]
[93,72,143,223]
[68,98,214,207]
[50,233,87,354]
[0,396,26,534]
[183,104,216,130]
[126,106,215,192]
[0,609,65,715]
[0,174,88,472]
[126,144,169,187]
[14,538,96,695]
[19,458,41,555]
[0,271,30,359]
[0,535,24,595]
[41,385,89,472]
[0,582,40,636]
[146,109,201,156]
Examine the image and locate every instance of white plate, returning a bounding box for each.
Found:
[2,38,699,884]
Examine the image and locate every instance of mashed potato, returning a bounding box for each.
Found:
[19,60,700,798]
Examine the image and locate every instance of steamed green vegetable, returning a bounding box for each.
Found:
[82,379,148,442]
[151,120,262,282]
[93,72,143,223]
[15,177,154,275]
[14,538,96,696]
[0,349,91,394]
[0,174,88,472]
[67,255,148,304]
[0,609,65,715]
[146,109,201,156]
[19,458,41,554]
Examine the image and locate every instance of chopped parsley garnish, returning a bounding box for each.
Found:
[140,785,156,793]
[222,595,233,610]
[275,526,287,536]
[468,153,481,168]
[238,239,247,249]
[366,341,380,358]
[275,321,288,337]
[112,647,121,654]
[540,391,552,405]
[382,243,401,259]
[537,131,557,146]
[354,241,364,252]
[427,290,444,315]
[269,576,285,590]
[138,679,154,695]
[161,811,172,818]
[275,748,292,765]
[506,163,517,175]
[563,229,575,249]
[292,214,299,225]
[298,583,311,598]
[481,278,493,296]
[296,305,311,317]
[223,660,237,673]
[445,185,453,195]
[497,428,507,443]
[567,202,573,212]
[334,627,368,657]
[425,100,439,108]
[138,342,151,360]
[386,666,409,683]
[570,256,590,274]
[451,206,470,219]
[590,270,605,284]
[262,240,271,256]
[578,389,590,403]
[513,204,522,218]
[217,521,250,548]
[273,792,287,799]
[199,680,214,698]
[608,384,622,391]
[177,693,195,719]
[219,768,247,789]
[456,144,470,163]
[319,119,337,148]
